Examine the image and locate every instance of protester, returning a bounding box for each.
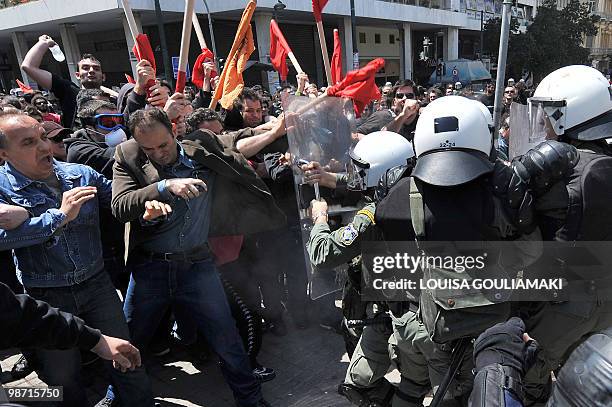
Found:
[478,81,495,106]
[111,107,284,407]
[31,93,61,123]
[42,120,70,161]
[0,282,142,373]
[427,87,442,103]
[22,35,107,129]
[355,80,419,140]
[0,113,153,406]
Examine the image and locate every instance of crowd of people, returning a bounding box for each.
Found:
[0,29,611,407]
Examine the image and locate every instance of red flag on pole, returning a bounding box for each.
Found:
[331,29,343,85]
[269,19,293,81]
[192,48,218,90]
[327,58,384,118]
[131,34,156,91]
[312,0,329,22]
[16,79,33,94]
[131,34,157,71]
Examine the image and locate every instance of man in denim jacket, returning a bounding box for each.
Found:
[0,113,153,407]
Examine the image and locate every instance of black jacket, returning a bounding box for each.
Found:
[65,129,125,257]
[0,282,101,350]
[65,128,116,179]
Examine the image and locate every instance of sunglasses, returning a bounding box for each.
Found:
[94,113,125,130]
[504,90,515,94]
[395,92,415,100]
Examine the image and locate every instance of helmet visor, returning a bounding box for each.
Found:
[528,97,567,137]
[346,160,369,191]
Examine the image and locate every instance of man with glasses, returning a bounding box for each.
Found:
[42,121,70,161]
[31,94,61,124]
[356,80,420,141]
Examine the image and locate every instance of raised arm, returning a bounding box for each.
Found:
[21,35,56,90]
[236,114,286,158]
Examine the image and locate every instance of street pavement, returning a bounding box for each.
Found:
[1,316,358,406]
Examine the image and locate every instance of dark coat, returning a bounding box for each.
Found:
[111,129,286,255]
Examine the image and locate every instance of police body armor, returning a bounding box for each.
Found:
[409,175,513,344]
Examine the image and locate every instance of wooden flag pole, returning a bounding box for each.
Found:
[100,86,119,98]
[176,0,196,93]
[316,21,333,87]
[120,0,139,44]
[288,52,304,75]
[192,10,208,49]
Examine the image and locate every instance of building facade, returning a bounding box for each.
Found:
[0,0,490,92]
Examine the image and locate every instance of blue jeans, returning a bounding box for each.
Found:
[25,271,153,407]
[123,256,262,407]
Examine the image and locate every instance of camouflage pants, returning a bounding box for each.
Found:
[524,299,612,406]
[344,316,394,403]
[389,311,474,407]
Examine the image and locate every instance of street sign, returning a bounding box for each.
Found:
[172,56,191,80]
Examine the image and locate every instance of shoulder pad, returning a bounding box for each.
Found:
[512,140,579,196]
[374,164,412,203]
[492,159,536,235]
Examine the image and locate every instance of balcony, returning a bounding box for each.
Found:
[377,0,455,12]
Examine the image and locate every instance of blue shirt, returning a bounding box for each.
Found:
[0,160,112,288]
[138,144,215,253]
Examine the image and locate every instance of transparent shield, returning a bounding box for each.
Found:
[508,102,546,160]
[282,93,361,299]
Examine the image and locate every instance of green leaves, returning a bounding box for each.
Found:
[486,0,599,82]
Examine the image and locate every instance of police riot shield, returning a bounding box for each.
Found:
[281,93,359,299]
[509,102,546,160]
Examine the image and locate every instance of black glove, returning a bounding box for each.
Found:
[473,317,539,375]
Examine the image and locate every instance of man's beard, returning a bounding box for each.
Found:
[37,105,48,113]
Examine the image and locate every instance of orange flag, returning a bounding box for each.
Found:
[210,0,256,110]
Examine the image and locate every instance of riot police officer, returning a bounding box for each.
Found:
[519,65,612,404]
[307,130,416,407]
[374,96,578,407]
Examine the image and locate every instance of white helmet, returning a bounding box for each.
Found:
[347,131,415,191]
[530,65,612,140]
[412,96,494,186]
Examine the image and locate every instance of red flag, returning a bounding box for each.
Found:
[327,58,384,118]
[331,29,342,85]
[269,20,293,81]
[125,74,135,84]
[16,79,33,94]
[131,34,157,70]
[312,0,329,22]
[192,48,218,90]
[131,33,156,92]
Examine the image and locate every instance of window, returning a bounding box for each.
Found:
[389,34,395,44]
[359,32,366,44]
[375,33,381,44]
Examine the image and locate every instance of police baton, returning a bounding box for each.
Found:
[429,337,471,407]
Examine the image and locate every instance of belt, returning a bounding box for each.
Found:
[135,245,212,263]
